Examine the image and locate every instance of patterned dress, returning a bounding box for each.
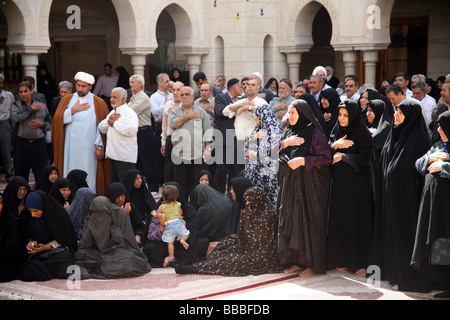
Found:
[244,104,282,206]
[193,186,283,276]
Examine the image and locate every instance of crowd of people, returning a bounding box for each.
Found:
[0,63,449,298]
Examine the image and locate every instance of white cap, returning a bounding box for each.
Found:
[74,71,95,85]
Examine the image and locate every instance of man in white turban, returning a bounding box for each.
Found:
[52,71,111,196]
[312,66,332,90]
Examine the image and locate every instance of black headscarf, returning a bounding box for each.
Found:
[331,100,363,141]
[34,165,59,194]
[107,182,145,237]
[189,169,218,209]
[365,99,386,129]
[437,110,450,142]
[121,169,156,222]
[20,190,78,254]
[319,88,340,138]
[66,169,89,195]
[280,99,325,162]
[49,178,73,206]
[224,177,254,236]
[116,66,131,90]
[230,177,254,210]
[299,93,326,130]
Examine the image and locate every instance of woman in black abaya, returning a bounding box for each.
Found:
[373,100,432,293]
[411,110,450,297]
[19,191,78,281]
[327,100,374,274]
[0,177,30,282]
[121,169,157,226]
[277,99,331,277]
[319,88,340,139]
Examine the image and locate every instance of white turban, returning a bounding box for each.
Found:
[74,71,95,85]
[312,66,327,76]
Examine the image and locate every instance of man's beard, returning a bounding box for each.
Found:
[78,91,88,97]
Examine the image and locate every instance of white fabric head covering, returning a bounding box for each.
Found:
[74,72,95,85]
[312,66,327,76]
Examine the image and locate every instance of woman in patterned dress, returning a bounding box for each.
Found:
[175,186,283,276]
[244,104,282,207]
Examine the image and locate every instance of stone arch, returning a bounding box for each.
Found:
[111,0,143,51]
[147,1,198,49]
[3,0,30,48]
[287,0,339,48]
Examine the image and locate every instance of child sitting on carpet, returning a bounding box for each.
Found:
[151,184,190,267]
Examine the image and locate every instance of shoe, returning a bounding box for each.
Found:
[433,291,450,298]
[175,264,196,274]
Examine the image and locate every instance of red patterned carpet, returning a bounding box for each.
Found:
[0,268,438,301]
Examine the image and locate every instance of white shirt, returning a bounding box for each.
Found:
[0,90,15,121]
[223,96,267,141]
[340,91,361,102]
[93,74,118,97]
[98,103,139,163]
[419,94,437,137]
[150,90,173,122]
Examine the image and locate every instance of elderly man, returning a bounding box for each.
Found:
[270,78,295,126]
[0,73,14,181]
[99,87,138,183]
[52,71,110,196]
[11,81,51,184]
[169,86,213,198]
[128,74,159,193]
[308,74,325,102]
[50,80,73,118]
[194,82,215,126]
[340,75,360,102]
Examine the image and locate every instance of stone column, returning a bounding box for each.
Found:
[342,51,358,76]
[130,54,147,76]
[285,52,302,84]
[185,54,202,88]
[363,50,379,87]
[21,53,40,88]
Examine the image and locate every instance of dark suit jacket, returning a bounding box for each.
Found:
[213,93,236,147]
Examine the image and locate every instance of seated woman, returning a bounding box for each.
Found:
[121,169,157,227]
[223,177,254,236]
[0,177,30,282]
[66,169,89,195]
[67,187,97,240]
[75,196,151,279]
[34,165,59,193]
[18,191,78,281]
[175,186,284,276]
[107,182,145,246]
[194,183,233,241]
[49,177,74,210]
[189,169,218,210]
[142,181,210,268]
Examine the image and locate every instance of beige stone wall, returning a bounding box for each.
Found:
[1,0,449,90]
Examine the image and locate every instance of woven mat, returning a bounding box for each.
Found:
[0,268,436,300]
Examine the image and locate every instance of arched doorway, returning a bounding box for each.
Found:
[299,5,335,80]
[147,4,190,89]
[0,5,22,87]
[43,0,125,86]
